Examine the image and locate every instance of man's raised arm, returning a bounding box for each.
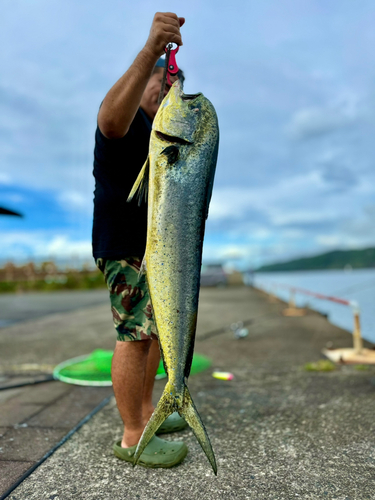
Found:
[98,12,185,139]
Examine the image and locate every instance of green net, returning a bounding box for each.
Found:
[53,348,212,386]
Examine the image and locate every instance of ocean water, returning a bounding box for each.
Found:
[250,269,375,344]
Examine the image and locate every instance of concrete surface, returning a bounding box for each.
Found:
[1,287,375,499]
[0,292,114,497]
[0,303,114,370]
[0,382,113,495]
[0,289,108,327]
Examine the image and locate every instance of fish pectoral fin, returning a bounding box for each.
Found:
[179,384,217,475]
[133,383,175,466]
[127,156,150,206]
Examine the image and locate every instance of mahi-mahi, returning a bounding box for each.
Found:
[128,80,219,474]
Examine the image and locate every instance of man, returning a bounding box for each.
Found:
[92,13,188,468]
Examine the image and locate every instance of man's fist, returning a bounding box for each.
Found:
[145,12,185,58]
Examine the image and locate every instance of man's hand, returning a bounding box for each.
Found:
[144,12,185,58]
[98,12,185,139]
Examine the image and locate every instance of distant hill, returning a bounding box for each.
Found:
[256,247,375,272]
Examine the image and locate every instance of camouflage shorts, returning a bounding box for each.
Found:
[96,257,158,342]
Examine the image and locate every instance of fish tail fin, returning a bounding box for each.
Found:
[133,382,174,466]
[180,384,217,475]
[133,382,217,475]
[127,157,149,205]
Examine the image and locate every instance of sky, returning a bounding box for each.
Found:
[1,0,375,269]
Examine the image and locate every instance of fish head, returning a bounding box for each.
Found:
[151,80,219,175]
[153,80,201,144]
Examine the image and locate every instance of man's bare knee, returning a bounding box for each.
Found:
[115,339,152,353]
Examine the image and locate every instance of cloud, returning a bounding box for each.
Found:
[285,94,360,140]
[202,241,264,267]
[46,236,92,257]
[0,172,11,185]
[209,171,329,225]
[0,192,26,204]
[315,235,344,247]
[1,0,375,267]
[315,233,373,249]
[204,168,375,267]
[313,204,375,250]
[0,231,92,261]
[57,190,92,215]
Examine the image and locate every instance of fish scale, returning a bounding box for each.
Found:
[128,80,219,474]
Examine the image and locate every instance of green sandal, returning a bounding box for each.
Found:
[156,412,188,435]
[113,435,188,468]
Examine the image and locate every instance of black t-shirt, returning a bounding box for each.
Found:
[92,108,151,259]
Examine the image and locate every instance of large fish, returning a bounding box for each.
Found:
[128,80,219,474]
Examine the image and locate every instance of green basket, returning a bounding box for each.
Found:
[53,348,212,386]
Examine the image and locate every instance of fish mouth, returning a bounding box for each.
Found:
[156,131,192,145]
[181,92,202,101]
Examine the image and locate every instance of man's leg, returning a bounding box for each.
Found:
[142,339,161,422]
[111,339,153,448]
[111,337,188,467]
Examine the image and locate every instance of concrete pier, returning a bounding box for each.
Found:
[1,287,374,499]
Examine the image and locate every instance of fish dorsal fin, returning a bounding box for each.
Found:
[127,157,150,206]
[138,257,147,278]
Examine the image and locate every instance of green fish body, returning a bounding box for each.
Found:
[128,81,219,474]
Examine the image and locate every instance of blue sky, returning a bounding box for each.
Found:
[1,0,375,268]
